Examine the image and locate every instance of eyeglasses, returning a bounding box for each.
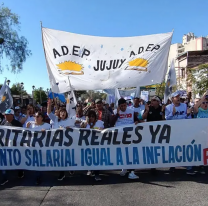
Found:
[202,102,208,105]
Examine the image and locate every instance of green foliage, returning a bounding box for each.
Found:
[155,82,166,98]
[33,88,47,103]
[187,64,208,96]
[0,4,31,73]
[10,83,27,95]
[80,90,107,102]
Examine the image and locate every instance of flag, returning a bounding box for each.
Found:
[42,27,173,92]
[164,59,177,103]
[48,91,66,103]
[0,79,13,113]
[115,88,121,108]
[66,90,77,118]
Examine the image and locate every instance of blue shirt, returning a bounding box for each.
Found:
[165,103,188,120]
[196,107,208,118]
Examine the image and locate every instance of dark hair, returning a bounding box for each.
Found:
[58,108,68,122]
[118,98,126,105]
[87,110,97,120]
[35,112,45,122]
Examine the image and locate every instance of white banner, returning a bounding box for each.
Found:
[42,28,172,93]
[1,119,208,171]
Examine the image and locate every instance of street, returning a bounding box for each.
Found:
[1,168,208,206]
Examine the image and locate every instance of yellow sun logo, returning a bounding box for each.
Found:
[1,96,6,102]
[57,61,84,75]
[127,58,148,71]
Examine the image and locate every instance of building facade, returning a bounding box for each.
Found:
[168,32,208,93]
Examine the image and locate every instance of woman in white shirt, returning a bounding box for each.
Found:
[21,104,35,128]
[47,99,75,181]
[26,112,51,185]
[81,110,104,181]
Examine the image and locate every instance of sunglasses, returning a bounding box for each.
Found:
[202,102,208,105]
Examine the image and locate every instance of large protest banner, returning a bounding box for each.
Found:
[42,28,172,93]
[1,119,208,171]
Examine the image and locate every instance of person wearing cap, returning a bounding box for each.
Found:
[83,99,112,128]
[1,109,24,186]
[111,98,140,179]
[165,91,194,175]
[142,96,165,122]
[14,106,26,124]
[142,96,165,175]
[130,97,145,121]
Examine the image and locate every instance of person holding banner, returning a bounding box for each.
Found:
[165,91,195,175]
[1,109,24,186]
[83,99,112,128]
[26,112,51,185]
[130,97,145,121]
[193,92,208,119]
[81,110,104,181]
[142,96,165,122]
[47,99,75,181]
[74,103,86,128]
[21,104,35,128]
[112,98,140,179]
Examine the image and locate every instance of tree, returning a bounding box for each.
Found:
[0,4,31,73]
[187,63,208,96]
[10,83,27,95]
[80,90,107,102]
[155,82,166,98]
[33,88,47,103]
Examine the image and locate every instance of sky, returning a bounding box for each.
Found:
[1,0,208,94]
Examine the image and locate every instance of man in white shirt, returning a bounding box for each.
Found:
[165,91,194,175]
[112,98,140,179]
[130,97,145,121]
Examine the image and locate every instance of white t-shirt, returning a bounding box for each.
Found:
[115,108,134,127]
[23,115,35,128]
[48,112,75,129]
[73,115,86,128]
[86,120,104,129]
[28,121,51,131]
[130,105,145,120]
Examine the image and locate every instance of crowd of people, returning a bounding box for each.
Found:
[0,90,208,186]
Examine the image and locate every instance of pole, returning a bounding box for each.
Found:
[40,87,42,104]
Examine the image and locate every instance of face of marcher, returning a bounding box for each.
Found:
[22,108,26,114]
[35,114,43,124]
[89,115,96,124]
[105,104,109,109]
[5,114,13,122]
[96,102,103,110]
[60,111,67,120]
[134,99,140,107]
[42,106,47,113]
[200,99,208,110]
[15,110,21,117]
[28,106,34,115]
[151,99,159,107]
[172,95,180,105]
[119,103,127,112]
